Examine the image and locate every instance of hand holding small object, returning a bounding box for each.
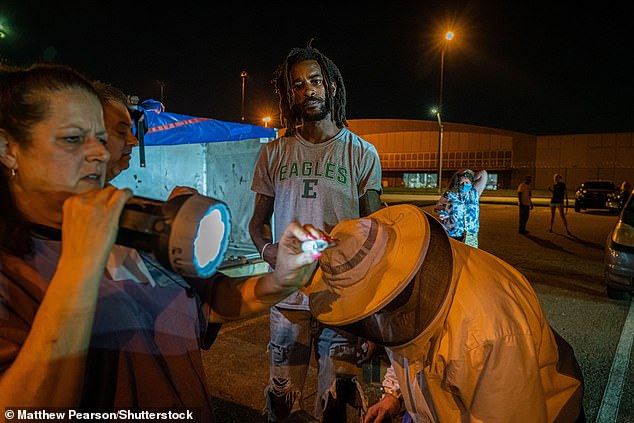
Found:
[301,236,338,253]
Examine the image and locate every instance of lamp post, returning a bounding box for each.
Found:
[262,116,271,127]
[240,71,248,122]
[157,80,166,107]
[436,31,454,193]
[434,108,444,193]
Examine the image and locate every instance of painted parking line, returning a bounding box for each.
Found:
[596,299,634,422]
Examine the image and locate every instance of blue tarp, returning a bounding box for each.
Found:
[137,99,277,146]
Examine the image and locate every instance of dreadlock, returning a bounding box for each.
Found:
[272,39,347,136]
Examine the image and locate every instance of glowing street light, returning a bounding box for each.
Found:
[436,30,455,193]
[262,116,271,127]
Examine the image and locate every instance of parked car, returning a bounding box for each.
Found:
[606,181,632,215]
[574,180,617,212]
[606,191,626,215]
[604,191,634,299]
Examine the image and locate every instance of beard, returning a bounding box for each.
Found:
[292,98,330,122]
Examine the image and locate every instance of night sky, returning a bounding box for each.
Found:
[1,1,632,135]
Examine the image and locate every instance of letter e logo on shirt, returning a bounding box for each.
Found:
[303,179,318,198]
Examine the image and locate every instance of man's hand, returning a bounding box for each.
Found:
[364,395,401,423]
[356,340,385,366]
[270,222,324,290]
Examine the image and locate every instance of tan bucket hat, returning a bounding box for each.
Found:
[304,204,454,345]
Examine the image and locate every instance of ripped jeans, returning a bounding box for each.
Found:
[264,305,367,422]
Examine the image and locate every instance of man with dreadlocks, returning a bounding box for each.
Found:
[249,42,383,422]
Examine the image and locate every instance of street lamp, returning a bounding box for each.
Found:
[157,80,166,107]
[240,71,247,122]
[436,31,454,193]
[262,116,271,127]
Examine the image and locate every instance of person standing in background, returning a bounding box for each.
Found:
[434,169,487,248]
[548,173,571,234]
[94,80,198,201]
[249,42,383,422]
[518,175,533,234]
[618,180,632,209]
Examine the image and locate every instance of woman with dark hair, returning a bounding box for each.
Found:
[434,169,487,247]
[0,63,323,419]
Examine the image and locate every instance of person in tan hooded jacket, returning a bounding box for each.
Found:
[304,204,585,422]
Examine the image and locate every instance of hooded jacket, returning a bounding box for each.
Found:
[383,240,584,422]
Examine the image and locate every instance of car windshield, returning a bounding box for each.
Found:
[583,181,615,189]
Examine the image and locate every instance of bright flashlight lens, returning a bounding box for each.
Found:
[193,208,228,275]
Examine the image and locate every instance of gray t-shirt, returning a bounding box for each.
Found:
[251,127,382,309]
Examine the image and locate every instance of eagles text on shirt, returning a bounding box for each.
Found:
[279,161,349,197]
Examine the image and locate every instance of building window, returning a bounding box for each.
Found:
[485,173,498,190]
[403,172,438,189]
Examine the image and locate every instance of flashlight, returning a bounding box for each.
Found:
[26,193,231,280]
[118,193,231,278]
[301,238,337,253]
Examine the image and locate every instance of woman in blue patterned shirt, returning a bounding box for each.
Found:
[434,169,488,248]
